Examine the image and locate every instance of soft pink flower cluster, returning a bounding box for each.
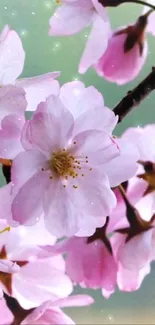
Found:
[0,0,155,322]
[50,0,155,84]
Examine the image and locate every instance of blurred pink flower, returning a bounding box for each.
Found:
[0,25,60,111]
[22,295,94,325]
[49,0,111,74]
[95,14,148,84]
[0,219,72,309]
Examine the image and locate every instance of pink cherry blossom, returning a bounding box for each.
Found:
[10,93,121,237]
[22,295,94,325]
[94,15,148,84]
[49,1,111,74]
[0,25,60,111]
[0,219,72,309]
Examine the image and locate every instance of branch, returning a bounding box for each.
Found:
[99,0,155,10]
[4,293,34,325]
[113,67,155,122]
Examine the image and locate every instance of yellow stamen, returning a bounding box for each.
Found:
[0,226,11,235]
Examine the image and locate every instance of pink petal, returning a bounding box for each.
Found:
[104,137,139,187]
[0,85,27,124]
[117,230,153,270]
[117,263,150,292]
[23,96,74,156]
[60,82,104,119]
[136,193,155,222]
[73,105,118,136]
[23,307,75,325]
[43,179,80,237]
[13,257,73,309]
[92,0,109,20]
[0,183,19,226]
[12,171,49,226]
[123,124,155,161]
[0,26,25,84]
[0,259,20,273]
[79,12,111,74]
[0,114,24,159]
[71,130,119,165]
[49,4,93,36]
[16,72,60,111]
[0,298,13,324]
[44,170,116,237]
[143,2,155,36]
[50,295,94,308]
[12,150,47,189]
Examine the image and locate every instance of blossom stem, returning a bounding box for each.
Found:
[113,67,155,122]
[118,184,145,229]
[100,0,155,10]
[2,165,11,184]
[4,293,34,325]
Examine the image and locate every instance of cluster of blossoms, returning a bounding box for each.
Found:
[0,0,155,323]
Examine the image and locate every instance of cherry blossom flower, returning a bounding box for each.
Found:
[9,84,139,237]
[22,295,94,325]
[49,0,111,74]
[94,13,148,84]
[0,219,72,309]
[11,94,119,237]
[0,25,60,111]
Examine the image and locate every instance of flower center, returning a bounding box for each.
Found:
[49,150,76,178]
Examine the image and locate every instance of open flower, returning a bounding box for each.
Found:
[0,25,60,111]
[94,13,149,84]
[49,0,111,74]
[11,94,119,237]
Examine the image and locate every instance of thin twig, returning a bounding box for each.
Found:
[113,67,155,122]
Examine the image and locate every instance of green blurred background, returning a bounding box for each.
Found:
[1,0,155,323]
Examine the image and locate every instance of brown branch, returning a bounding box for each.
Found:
[113,67,155,122]
[99,0,155,10]
[4,293,34,325]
